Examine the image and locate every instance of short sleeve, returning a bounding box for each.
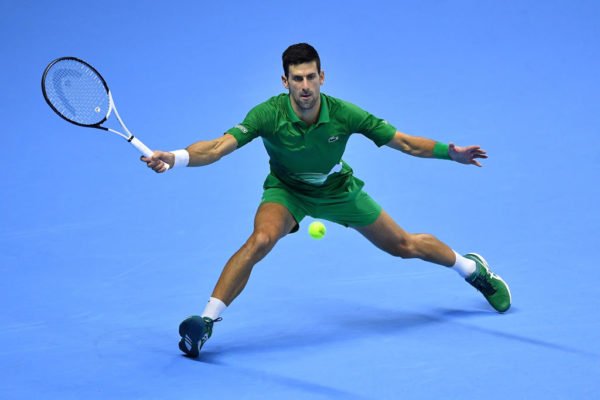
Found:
[342,101,396,147]
[226,100,276,148]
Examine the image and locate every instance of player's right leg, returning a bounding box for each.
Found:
[178,202,297,357]
[211,202,298,305]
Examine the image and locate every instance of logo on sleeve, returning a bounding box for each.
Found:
[328,136,339,143]
[235,124,249,134]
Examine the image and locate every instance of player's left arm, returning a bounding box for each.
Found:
[385,131,488,167]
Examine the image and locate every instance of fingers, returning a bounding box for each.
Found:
[140,151,172,173]
[462,146,487,159]
[471,148,488,159]
[467,148,485,167]
[449,144,488,166]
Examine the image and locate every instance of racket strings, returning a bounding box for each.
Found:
[43,59,110,126]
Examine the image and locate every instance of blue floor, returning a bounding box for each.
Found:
[2,1,599,399]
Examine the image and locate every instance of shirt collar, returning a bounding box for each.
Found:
[286,94,330,127]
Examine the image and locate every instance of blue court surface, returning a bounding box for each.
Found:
[2,1,599,399]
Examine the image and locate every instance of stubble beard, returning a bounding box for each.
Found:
[295,93,317,111]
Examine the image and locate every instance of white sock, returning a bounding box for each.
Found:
[201,297,227,320]
[452,251,476,278]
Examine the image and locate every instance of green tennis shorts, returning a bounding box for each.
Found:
[261,174,382,232]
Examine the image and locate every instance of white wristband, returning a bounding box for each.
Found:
[171,149,189,168]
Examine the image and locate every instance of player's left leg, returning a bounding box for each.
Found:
[353,210,511,312]
[353,209,455,265]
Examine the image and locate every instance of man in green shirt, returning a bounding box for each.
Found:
[142,43,511,358]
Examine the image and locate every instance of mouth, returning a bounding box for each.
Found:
[300,93,312,100]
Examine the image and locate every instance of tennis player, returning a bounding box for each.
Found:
[142,43,511,358]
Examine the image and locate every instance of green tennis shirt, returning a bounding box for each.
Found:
[227,93,396,196]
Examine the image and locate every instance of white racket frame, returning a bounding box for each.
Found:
[43,57,169,171]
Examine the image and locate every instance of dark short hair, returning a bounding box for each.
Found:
[282,43,321,77]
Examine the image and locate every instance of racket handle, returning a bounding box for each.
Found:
[130,137,170,171]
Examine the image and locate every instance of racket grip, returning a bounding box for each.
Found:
[130,137,170,171]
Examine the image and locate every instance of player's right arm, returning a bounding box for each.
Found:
[143,98,271,173]
[142,133,239,173]
[186,133,238,166]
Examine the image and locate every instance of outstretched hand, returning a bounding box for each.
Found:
[140,151,174,173]
[448,143,488,167]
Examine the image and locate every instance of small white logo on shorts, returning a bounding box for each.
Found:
[328,136,339,143]
[235,124,249,134]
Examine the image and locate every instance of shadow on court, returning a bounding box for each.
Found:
[179,353,368,400]
[200,305,598,361]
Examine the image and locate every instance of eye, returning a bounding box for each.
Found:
[293,76,303,82]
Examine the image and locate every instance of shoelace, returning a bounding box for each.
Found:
[201,317,223,336]
[471,273,497,296]
[196,317,223,344]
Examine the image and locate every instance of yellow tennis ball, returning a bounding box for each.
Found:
[308,221,326,239]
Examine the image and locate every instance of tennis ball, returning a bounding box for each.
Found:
[308,221,326,239]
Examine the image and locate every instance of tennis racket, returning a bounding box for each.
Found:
[41,57,169,170]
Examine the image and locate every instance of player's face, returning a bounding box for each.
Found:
[282,61,325,112]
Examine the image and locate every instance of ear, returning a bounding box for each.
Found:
[281,75,289,89]
[320,70,325,85]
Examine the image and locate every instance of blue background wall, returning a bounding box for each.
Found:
[1,1,599,398]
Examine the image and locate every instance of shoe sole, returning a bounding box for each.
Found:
[178,318,201,358]
[465,252,512,312]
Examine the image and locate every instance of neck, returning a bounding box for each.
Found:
[291,95,321,126]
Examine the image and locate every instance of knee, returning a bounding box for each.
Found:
[246,230,277,257]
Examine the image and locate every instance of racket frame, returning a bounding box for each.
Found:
[42,57,163,161]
